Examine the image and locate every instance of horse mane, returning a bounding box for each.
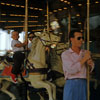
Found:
[30,37,39,55]
[28,37,47,68]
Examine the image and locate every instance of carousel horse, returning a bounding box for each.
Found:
[0,64,16,100]
[26,30,60,100]
[48,43,68,87]
[0,29,60,100]
[48,17,66,88]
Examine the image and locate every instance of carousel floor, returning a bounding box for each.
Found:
[0,80,99,100]
[0,92,40,100]
[0,80,42,100]
[0,80,63,100]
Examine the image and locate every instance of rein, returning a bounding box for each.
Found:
[38,37,58,46]
[26,59,48,74]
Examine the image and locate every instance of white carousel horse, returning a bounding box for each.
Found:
[26,30,60,100]
[0,29,60,100]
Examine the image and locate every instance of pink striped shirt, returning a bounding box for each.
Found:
[61,48,93,80]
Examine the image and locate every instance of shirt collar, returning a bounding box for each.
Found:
[69,48,84,54]
[69,48,74,53]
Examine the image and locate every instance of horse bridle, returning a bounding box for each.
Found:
[38,37,58,46]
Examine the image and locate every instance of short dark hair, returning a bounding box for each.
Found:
[69,30,82,39]
[28,32,34,37]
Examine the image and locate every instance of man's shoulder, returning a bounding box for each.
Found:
[81,49,86,52]
[61,49,70,56]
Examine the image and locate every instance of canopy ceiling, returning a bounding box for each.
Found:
[0,0,100,35]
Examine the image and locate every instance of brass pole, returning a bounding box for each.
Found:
[25,0,28,54]
[68,10,71,47]
[83,21,87,49]
[87,0,90,100]
[25,0,28,38]
[47,0,49,34]
[46,0,52,43]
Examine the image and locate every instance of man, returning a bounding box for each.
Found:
[61,30,94,100]
[28,32,35,50]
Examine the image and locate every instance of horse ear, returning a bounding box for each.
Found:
[34,32,42,37]
[43,28,46,33]
[42,28,46,34]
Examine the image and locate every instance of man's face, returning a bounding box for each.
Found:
[28,34,34,41]
[71,32,84,48]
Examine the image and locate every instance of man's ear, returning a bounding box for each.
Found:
[70,38,73,42]
[70,38,74,44]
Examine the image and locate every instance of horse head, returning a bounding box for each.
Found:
[34,29,61,46]
[27,29,60,69]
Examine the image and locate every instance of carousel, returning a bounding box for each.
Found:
[0,0,100,100]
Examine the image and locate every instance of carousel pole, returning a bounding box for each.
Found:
[87,0,90,100]
[47,0,50,34]
[83,21,87,49]
[25,0,28,55]
[68,11,71,47]
[46,0,52,43]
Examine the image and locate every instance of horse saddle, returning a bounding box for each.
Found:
[0,66,27,78]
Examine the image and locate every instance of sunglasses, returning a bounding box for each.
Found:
[77,36,84,40]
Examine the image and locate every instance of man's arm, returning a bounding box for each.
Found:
[80,50,91,66]
[61,52,82,74]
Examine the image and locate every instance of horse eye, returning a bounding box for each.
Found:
[43,34,46,36]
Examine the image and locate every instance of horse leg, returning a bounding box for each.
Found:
[1,86,16,100]
[1,89,16,100]
[45,81,56,100]
[37,92,45,100]
[0,80,16,100]
[54,77,65,87]
[30,81,54,100]
[27,87,44,100]
[27,90,31,100]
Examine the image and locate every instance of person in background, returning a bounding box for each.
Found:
[28,32,35,50]
[11,31,28,83]
[61,30,94,100]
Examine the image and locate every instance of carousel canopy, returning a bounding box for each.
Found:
[0,0,100,39]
